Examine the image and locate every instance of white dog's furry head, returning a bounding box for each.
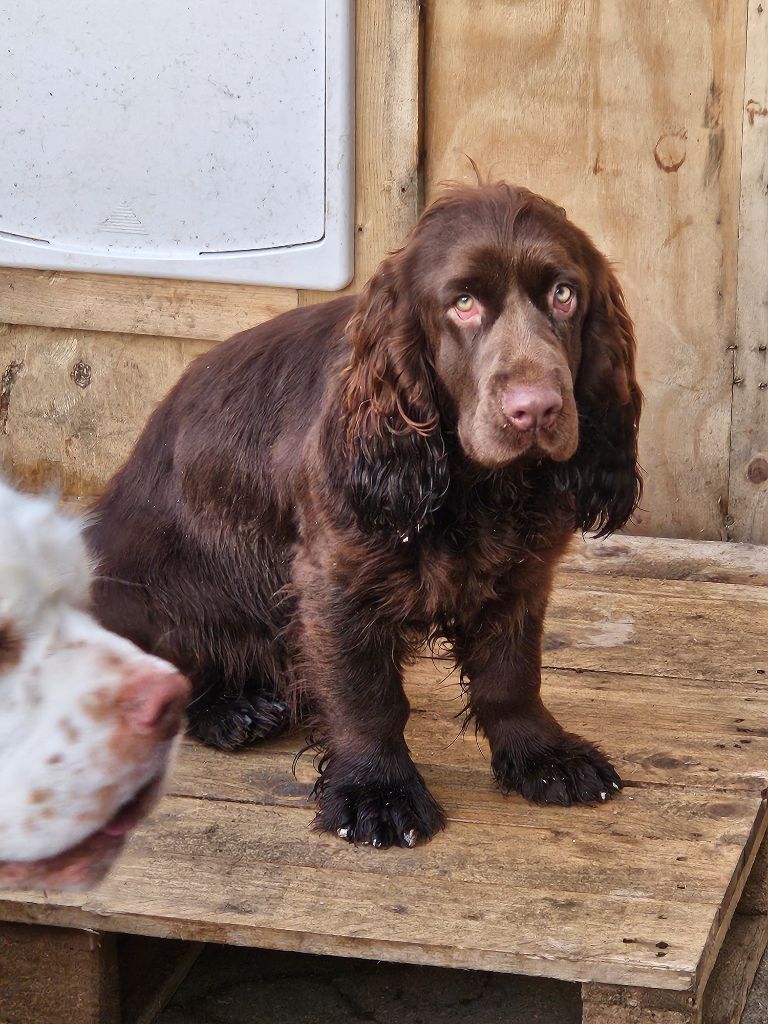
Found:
[0,481,189,890]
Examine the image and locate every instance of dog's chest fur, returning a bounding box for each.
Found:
[386,472,572,629]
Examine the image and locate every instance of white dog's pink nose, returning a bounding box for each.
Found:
[501,386,563,431]
[121,670,190,739]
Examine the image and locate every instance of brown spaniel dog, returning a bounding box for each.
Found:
[87,183,642,849]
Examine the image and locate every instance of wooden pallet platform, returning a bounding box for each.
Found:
[1,535,767,1024]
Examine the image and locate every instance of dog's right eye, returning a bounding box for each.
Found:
[452,294,481,322]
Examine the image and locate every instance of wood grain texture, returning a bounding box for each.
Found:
[582,982,700,1024]
[298,0,421,305]
[0,322,211,496]
[0,923,119,1024]
[729,0,768,542]
[0,546,766,997]
[561,536,768,588]
[701,911,768,1024]
[424,0,748,540]
[742,831,768,916]
[584,834,768,1023]
[0,268,297,342]
[543,575,768,684]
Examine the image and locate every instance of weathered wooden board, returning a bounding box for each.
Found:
[0,323,211,496]
[168,723,768,829]
[424,0,748,541]
[730,0,768,543]
[0,759,763,991]
[701,910,768,1024]
[0,269,297,343]
[0,561,766,998]
[544,575,768,683]
[0,922,119,1024]
[561,536,768,588]
[583,834,768,1023]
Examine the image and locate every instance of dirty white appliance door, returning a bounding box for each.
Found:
[0,1,354,288]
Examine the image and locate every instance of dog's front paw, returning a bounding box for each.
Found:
[492,733,623,806]
[313,761,446,849]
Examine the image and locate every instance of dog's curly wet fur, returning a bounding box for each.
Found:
[87,182,642,849]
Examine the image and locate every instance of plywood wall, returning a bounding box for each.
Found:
[1,1,766,541]
[731,0,768,543]
[424,0,748,540]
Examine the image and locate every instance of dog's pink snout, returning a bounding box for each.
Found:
[501,386,563,432]
[122,670,190,738]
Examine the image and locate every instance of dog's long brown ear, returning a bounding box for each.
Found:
[341,251,449,536]
[558,263,643,537]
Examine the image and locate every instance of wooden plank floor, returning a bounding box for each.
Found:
[1,536,766,1000]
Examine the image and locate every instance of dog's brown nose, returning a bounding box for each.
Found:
[501,386,563,432]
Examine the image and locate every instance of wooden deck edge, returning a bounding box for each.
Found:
[701,911,768,1024]
[692,800,768,997]
[700,824,768,1023]
[582,824,768,1024]
[0,901,697,991]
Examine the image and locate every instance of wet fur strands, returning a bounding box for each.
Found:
[87,182,642,849]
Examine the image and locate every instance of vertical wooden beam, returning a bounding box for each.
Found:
[582,983,700,1024]
[118,936,203,1024]
[0,923,120,1024]
[298,0,421,305]
[729,0,768,542]
[581,983,704,1024]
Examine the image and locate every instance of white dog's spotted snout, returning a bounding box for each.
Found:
[0,479,193,890]
[115,667,191,740]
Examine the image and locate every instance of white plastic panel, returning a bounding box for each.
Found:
[0,1,354,289]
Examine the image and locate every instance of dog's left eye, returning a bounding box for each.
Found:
[552,284,576,313]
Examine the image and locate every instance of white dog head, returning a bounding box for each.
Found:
[0,481,189,890]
